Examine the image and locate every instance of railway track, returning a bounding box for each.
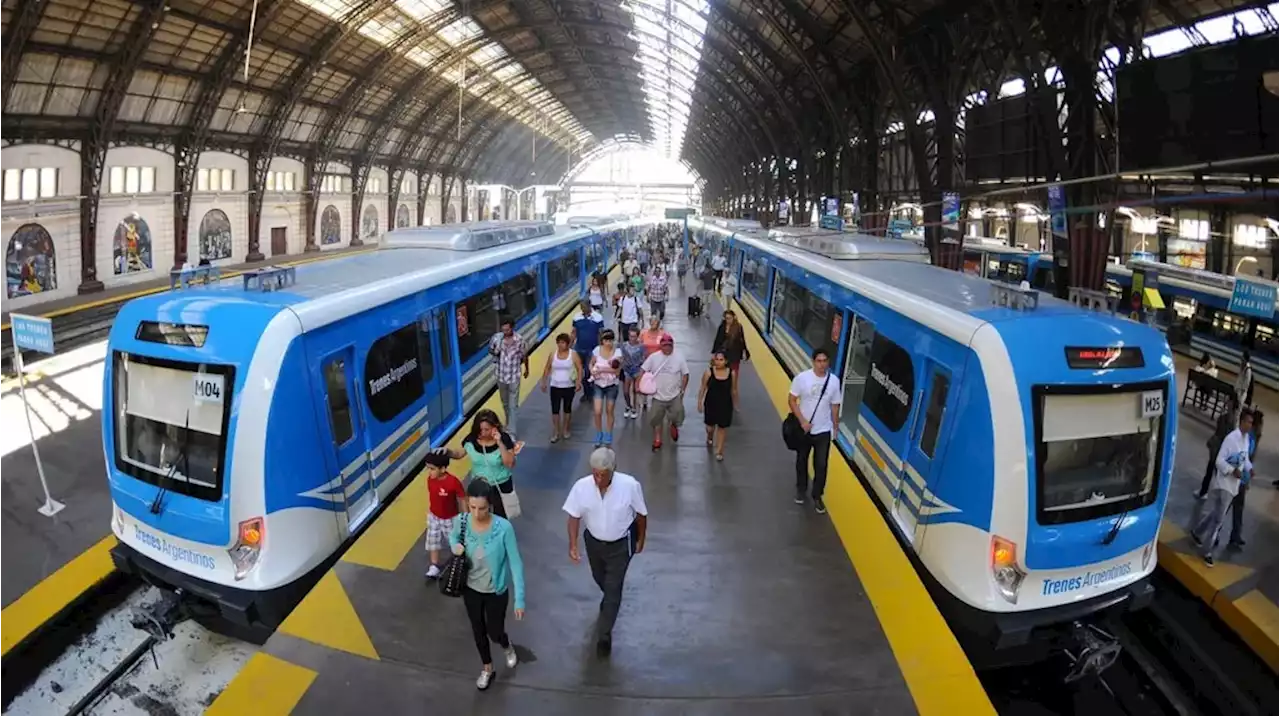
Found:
[1,302,121,377]
[985,569,1277,716]
[4,584,256,716]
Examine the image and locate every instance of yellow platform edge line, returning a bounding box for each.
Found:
[1,535,117,657]
[0,247,372,331]
[734,298,996,716]
[1156,517,1275,671]
[341,268,618,571]
[205,652,318,716]
[1215,589,1280,673]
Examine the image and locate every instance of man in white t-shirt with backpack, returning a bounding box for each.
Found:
[787,348,842,514]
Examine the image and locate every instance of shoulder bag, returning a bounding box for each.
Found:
[438,516,469,598]
[782,374,830,451]
[638,353,673,396]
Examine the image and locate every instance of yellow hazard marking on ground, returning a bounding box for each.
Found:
[1217,589,1279,672]
[1158,519,1276,671]
[206,652,318,715]
[0,248,372,331]
[1157,519,1255,602]
[1,536,117,657]
[278,571,379,660]
[735,298,995,716]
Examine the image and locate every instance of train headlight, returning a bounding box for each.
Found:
[228,517,264,581]
[991,535,1026,604]
[1141,540,1155,571]
[112,504,125,534]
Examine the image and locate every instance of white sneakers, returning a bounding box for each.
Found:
[425,564,441,579]
[476,647,518,690]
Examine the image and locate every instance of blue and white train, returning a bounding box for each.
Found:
[692,217,1176,663]
[104,218,650,630]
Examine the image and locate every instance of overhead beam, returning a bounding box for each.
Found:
[77,0,169,294]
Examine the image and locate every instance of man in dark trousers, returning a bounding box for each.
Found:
[563,447,648,658]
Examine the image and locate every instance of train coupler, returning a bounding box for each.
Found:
[1063,621,1122,683]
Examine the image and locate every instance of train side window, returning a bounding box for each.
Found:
[861,333,915,432]
[455,272,539,363]
[323,358,354,446]
[838,315,877,440]
[364,324,426,422]
[918,371,950,458]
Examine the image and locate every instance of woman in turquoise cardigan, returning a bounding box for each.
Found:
[444,409,521,518]
[449,478,527,691]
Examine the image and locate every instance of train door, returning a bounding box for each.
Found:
[896,362,953,543]
[427,308,459,441]
[320,347,377,533]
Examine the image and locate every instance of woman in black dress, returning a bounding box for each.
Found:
[697,350,739,461]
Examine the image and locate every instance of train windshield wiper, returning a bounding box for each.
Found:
[150,410,191,516]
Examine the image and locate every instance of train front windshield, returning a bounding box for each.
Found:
[1034,389,1163,524]
[111,351,234,502]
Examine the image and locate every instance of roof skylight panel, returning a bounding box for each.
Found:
[439,17,482,46]
[299,0,359,22]
[395,0,452,22]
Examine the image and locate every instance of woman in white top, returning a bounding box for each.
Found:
[590,329,621,447]
[588,276,606,318]
[540,333,583,444]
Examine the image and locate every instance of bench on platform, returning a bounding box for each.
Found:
[1181,369,1235,420]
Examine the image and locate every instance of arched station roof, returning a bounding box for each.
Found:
[1,0,1262,190]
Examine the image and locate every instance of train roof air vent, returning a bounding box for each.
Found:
[169,264,222,290]
[381,220,557,251]
[991,281,1041,311]
[1067,287,1118,314]
[243,265,297,292]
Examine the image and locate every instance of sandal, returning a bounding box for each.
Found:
[652,439,662,452]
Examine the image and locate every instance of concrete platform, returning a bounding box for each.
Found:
[210,281,992,715]
[0,246,371,658]
[1158,354,1279,671]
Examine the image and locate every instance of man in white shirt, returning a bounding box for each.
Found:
[1192,409,1253,566]
[787,347,843,514]
[616,284,643,340]
[564,447,648,658]
[641,334,689,450]
[711,252,728,293]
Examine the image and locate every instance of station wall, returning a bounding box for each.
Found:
[2,143,462,310]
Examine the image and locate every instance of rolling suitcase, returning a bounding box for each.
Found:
[688,294,702,317]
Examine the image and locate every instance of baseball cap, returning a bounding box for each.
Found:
[660,334,675,345]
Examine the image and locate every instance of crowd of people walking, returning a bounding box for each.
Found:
[421,225,851,693]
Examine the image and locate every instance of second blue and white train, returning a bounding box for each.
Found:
[691,217,1177,665]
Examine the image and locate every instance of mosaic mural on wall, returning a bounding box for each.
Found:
[362,204,379,239]
[5,223,56,299]
[199,209,233,261]
[113,213,153,275]
[396,204,410,228]
[321,205,342,245]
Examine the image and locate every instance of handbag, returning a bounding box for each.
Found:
[638,353,672,396]
[782,374,831,451]
[501,489,522,519]
[438,517,469,598]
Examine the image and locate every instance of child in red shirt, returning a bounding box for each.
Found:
[424,448,465,579]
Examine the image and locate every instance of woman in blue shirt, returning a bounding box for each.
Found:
[444,410,521,518]
[450,479,527,690]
